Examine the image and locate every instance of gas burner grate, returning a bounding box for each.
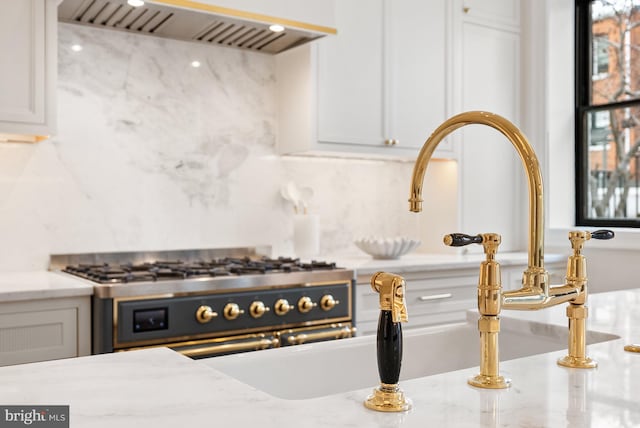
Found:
[62,256,340,284]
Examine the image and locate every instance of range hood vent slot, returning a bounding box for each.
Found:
[58,0,330,54]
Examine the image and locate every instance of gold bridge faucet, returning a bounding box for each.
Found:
[410,111,614,388]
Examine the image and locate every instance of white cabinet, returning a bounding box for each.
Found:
[277,0,452,159]
[451,0,524,252]
[0,296,90,366]
[315,0,385,150]
[0,0,56,142]
[386,0,450,155]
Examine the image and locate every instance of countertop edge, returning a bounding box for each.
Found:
[0,271,94,303]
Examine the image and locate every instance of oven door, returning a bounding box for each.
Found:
[170,333,280,359]
[278,323,356,346]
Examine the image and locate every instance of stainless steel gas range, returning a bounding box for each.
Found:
[50,247,355,358]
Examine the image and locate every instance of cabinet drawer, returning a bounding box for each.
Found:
[356,275,477,335]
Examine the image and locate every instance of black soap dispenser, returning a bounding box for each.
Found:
[364,271,411,412]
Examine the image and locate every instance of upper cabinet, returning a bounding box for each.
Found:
[0,0,57,142]
[386,0,450,156]
[277,0,453,160]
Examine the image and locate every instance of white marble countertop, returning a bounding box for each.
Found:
[0,271,93,302]
[1,288,638,427]
[335,251,567,276]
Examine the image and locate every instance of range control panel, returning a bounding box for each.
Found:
[115,281,352,347]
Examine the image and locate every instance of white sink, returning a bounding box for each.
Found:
[200,320,617,400]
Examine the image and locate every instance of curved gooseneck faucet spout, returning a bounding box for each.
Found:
[410,111,544,272]
[409,111,579,309]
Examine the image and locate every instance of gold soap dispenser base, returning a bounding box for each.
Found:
[624,344,640,353]
[364,383,412,412]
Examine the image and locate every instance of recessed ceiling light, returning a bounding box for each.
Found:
[128,0,144,7]
[269,24,285,33]
[71,44,83,52]
[191,60,201,68]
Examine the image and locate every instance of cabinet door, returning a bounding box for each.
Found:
[0,0,56,139]
[279,0,453,159]
[316,0,385,148]
[460,20,522,252]
[387,0,449,153]
[0,308,77,366]
[0,296,91,366]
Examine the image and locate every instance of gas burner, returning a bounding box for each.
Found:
[121,272,158,283]
[303,261,338,270]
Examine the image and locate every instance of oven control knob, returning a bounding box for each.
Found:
[320,294,340,311]
[297,296,317,313]
[249,301,270,318]
[274,299,291,316]
[223,303,245,320]
[196,305,218,324]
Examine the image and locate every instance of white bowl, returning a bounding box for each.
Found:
[354,237,421,260]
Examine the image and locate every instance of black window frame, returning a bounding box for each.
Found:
[575,0,640,227]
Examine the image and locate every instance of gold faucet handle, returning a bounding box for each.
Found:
[568,229,614,255]
[443,232,501,259]
[370,272,408,323]
[443,233,482,247]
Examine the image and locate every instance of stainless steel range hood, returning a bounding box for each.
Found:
[58,0,336,54]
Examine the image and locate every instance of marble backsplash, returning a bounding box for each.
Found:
[0,24,456,271]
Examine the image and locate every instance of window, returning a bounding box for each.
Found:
[589,110,610,145]
[576,0,640,226]
[592,35,610,77]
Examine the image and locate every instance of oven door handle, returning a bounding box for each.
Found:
[286,325,356,345]
[178,338,280,358]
